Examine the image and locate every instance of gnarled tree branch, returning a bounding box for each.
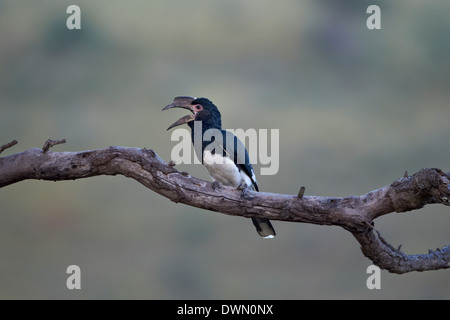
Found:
[0,140,449,274]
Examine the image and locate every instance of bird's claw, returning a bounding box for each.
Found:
[211,181,223,191]
[237,183,249,198]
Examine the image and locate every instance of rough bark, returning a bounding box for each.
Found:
[0,140,449,274]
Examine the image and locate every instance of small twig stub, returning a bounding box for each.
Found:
[0,140,18,154]
[42,139,66,152]
[297,186,305,198]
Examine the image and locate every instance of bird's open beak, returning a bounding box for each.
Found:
[162,96,196,130]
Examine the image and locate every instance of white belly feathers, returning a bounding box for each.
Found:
[203,150,253,188]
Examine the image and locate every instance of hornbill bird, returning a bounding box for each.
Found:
[163,96,276,238]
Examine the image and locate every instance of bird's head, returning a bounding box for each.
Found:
[163,96,222,130]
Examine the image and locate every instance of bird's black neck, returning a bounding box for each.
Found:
[188,119,222,142]
[188,120,223,161]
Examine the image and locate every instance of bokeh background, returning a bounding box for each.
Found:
[0,0,449,299]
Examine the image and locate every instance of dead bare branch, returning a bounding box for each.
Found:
[0,140,449,273]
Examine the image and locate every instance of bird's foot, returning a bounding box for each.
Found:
[211,180,223,191]
[237,183,249,198]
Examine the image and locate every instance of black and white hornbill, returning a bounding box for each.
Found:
[163,96,276,238]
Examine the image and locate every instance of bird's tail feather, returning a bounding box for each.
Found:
[252,218,276,239]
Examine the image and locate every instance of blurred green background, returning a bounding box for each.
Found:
[0,0,449,299]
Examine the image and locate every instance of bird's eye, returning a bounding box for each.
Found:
[193,104,203,112]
